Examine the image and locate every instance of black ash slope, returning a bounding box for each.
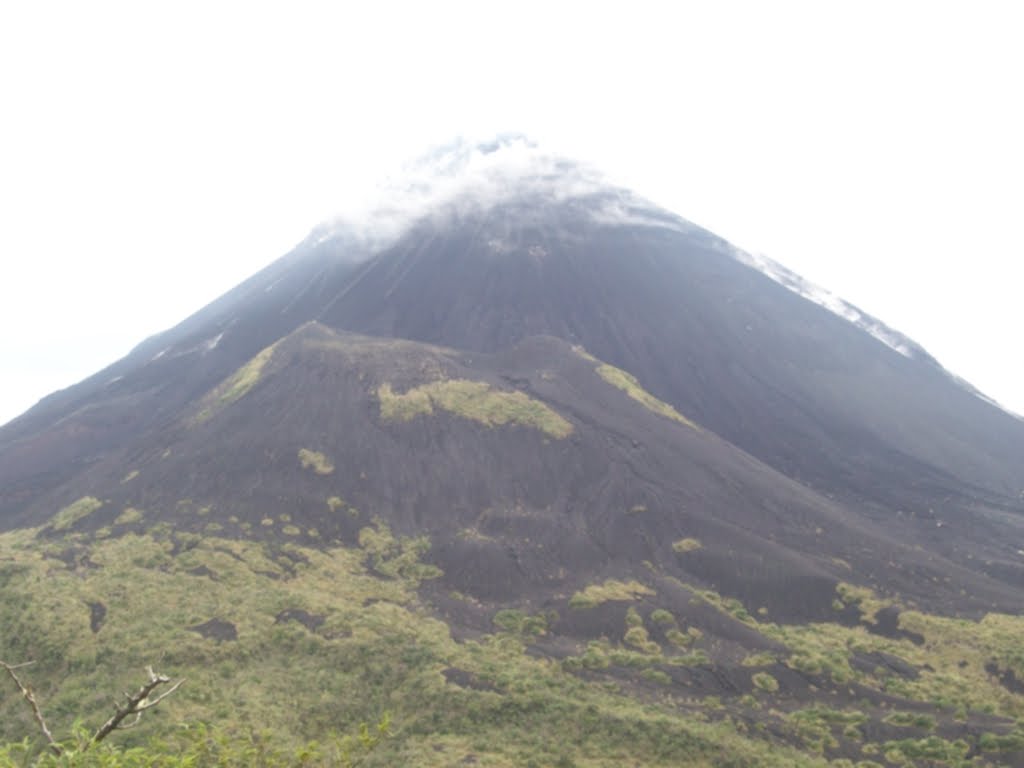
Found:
[23,323,1024,622]
[2,143,1023,617]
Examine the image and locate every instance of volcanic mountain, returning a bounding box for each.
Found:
[3,137,1024,765]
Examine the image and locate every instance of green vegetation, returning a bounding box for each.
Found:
[882,711,935,730]
[834,582,891,623]
[298,448,334,475]
[6,513,1024,765]
[568,579,655,609]
[574,343,701,428]
[979,730,1024,752]
[378,379,573,438]
[357,522,443,581]
[114,508,143,526]
[622,607,660,654]
[51,497,104,532]
[0,525,841,768]
[571,344,598,362]
[882,736,971,765]
[751,672,779,693]
[650,608,675,626]
[0,716,391,767]
[192,341,280,424]
[492,609,548,637]
[593,362,698,429]
[672,537,702,553]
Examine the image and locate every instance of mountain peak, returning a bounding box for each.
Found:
[310,134,689,252]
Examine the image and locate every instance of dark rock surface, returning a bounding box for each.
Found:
[2,161,1023,628]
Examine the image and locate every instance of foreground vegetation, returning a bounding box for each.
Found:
[3,513,1024,766]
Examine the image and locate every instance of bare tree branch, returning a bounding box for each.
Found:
[90,666,184,747]
[2,661,184,753]
[0,660,62,756]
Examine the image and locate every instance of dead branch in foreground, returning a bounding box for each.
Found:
[1,660,183,753]
[90,666,184,746]
[0,660,61,755]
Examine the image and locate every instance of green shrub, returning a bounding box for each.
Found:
[752,672,779,693]
[52,498,103,531]
[650,609,676,626]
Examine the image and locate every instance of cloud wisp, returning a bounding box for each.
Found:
[307,134,691,252]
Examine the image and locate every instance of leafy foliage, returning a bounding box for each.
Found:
[5,524,1024,766]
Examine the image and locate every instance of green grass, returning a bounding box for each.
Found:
[568,579,655,609]
[594,363,698,429]
[672,537,702,553]
[51,497,104,531]
[298,448,334,475]
[752,672,779,693]
[114,508,143,525]
[192,341,280,424]
[0,526,838,768]
[882,711,935,730]
[6,516,1024,766]
[378,379,573,438]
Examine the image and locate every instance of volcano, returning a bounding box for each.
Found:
[3,136,1024,765]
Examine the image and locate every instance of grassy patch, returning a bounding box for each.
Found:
[569,579,655,609]
[595,363,698,429]
[51,497,104,531]
[752,672,779,693]
[882,712,935,730]
[492,609,548,637]
[378,379,573,438]
[835,582,891,624]
[298,449,334,475]
[650,609,676,627]
[115,507,144,525]
[0,527,837,768]
[192,341,280,424]
[377,382,433,421]
[672,537,702,553]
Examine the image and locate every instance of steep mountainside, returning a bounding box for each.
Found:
[2,138,1024,766]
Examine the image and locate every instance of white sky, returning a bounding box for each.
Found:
[2,1,1022,426]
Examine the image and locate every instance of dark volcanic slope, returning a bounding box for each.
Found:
[0,231,363,524]
[25,323,1024,621]
[2,147,1023,617]
[319,203,1024,511]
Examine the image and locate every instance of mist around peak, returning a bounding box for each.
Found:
[312,134,691,252]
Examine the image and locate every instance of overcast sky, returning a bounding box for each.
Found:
[2,1,1022,426]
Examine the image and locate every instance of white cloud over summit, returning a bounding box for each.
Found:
[314,135,689,250]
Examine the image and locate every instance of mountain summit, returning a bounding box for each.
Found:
[3,138,1024,765]
[4,134,1023,604]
